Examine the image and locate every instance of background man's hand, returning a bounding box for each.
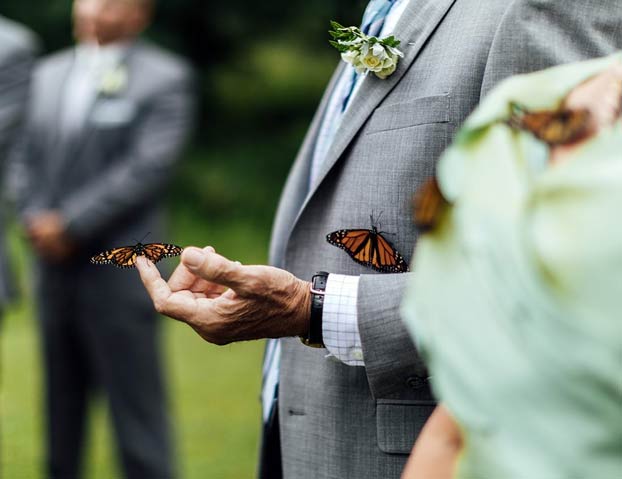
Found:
[26,210,76,262]
[135,246,311,345]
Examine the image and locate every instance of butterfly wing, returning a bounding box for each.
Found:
[142,243,183,264]
[90,246,137,268]
[374,233,409,273]
[413,176,449,232]
[509,106,591,146]
[327,229,409,273]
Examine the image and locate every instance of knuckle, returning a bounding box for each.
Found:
[211,262,230,282]
[153,298,168,315]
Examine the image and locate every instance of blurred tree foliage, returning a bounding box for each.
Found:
[1,0,366,258]
[1,0,365,132]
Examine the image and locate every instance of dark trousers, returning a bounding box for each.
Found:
[38,263,175,479]
[258,400,283,479]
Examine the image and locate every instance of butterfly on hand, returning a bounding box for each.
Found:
[90,242,183,269]
[327,218,409,273]
[507,102,591,147]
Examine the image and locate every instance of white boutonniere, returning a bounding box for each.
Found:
[99,64,128,96]
[329,21,404,80]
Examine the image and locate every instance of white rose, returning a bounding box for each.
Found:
[361,53,385,72]
[371,42,387,60]
[341,50,360,65]
[376,61,397,79]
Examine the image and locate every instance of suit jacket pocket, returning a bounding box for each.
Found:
[376,399,437,454]
[366,94,450,135]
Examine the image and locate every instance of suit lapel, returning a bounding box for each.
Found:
[40,52,73,149]
[309,0,457,196]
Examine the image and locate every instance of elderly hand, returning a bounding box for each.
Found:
[135,246,311,345]
[26,210,76,262]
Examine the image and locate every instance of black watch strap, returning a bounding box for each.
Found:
[300,271,328,348]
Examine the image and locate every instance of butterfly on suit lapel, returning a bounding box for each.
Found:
[90,242,183,269]
[507,102,591,147]
[327,216,409,273]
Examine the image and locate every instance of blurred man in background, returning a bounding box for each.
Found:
[0,15,37,318]
[10,0,194,477]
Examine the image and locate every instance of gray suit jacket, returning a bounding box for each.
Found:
[0,15,37,305]
[268,1,622,477]
[12,40,194,260]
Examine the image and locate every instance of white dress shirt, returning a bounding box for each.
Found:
[61,42,128,136]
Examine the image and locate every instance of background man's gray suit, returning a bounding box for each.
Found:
[0,15,37,310]
[267,1,622,477]
[12,41,194,478]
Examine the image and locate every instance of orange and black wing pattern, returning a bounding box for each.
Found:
[507,102,591,146]
[142,243,184,264]
[90,242,183,269]
[327,228,409,273]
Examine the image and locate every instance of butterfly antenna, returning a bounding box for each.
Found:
[139,232,151,243]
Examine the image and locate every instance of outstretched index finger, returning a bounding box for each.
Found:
[181,247,249,292]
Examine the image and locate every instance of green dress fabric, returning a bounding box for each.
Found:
[402,53,622,479]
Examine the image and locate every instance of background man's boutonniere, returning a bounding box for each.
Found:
[99,64,129,96]
[329,21,404,79]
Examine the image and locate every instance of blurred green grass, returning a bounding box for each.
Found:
[1,294,265,479]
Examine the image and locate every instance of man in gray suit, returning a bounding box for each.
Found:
[137,1,622,478]
[11,0,194,477]
[0,16,37,313]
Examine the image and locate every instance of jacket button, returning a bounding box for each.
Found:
[406,376,428,390]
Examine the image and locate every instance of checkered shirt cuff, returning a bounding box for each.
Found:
[322,274,364,366]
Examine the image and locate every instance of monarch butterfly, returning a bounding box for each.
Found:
[507,102,591,146]
[90,242,183,269]
[327,218,409,273]
[412,176,449,232]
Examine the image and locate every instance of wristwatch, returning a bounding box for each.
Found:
[300,271,328,348]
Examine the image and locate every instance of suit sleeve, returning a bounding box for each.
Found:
[60,65,195,242]
[357,0,622,400]
[0,38,37,174]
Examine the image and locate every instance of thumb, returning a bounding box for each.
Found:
[181,247,246,291]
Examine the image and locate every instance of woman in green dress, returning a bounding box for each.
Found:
[401,55,622,479]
